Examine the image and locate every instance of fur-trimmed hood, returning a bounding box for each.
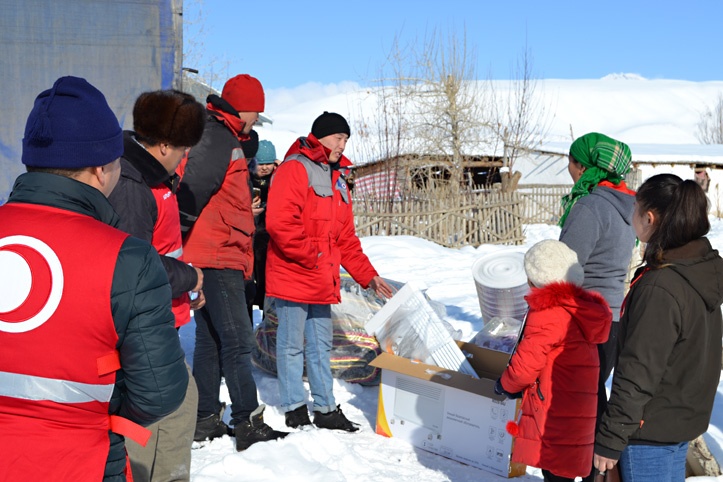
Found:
[525,281,612,344]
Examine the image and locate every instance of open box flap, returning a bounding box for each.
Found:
[370,344,508,401]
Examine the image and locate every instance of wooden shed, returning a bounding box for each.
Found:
[350,153,505,198]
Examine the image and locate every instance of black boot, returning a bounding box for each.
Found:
[194,413,231,441]
[285,405,312,429]
[234,404,289,451]
[313,405,360,432]
[194,402,232,442]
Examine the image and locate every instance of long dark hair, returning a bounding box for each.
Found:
[636,173,709,268]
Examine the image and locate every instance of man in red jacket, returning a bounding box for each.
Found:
[176,74,287,451]
[266,112,393,431]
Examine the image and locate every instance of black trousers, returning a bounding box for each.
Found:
[542,470,575,482]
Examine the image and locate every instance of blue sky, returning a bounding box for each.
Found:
[184,0,723,91]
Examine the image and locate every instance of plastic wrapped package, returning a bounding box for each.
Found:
[365,282,478,378]
[468,316,524,354]
[252,272,404,384]
[471,250,529,325]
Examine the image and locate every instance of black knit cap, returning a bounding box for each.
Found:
[311,111,350,140]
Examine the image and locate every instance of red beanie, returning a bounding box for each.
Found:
[222,74,265,113]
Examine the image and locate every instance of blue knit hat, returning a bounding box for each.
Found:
[256,140,277,164]
[22,76,123,168]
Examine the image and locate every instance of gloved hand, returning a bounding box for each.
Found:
[494,377,523,399]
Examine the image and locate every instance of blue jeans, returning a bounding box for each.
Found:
[193,269,258,426]
[619,442,688,482]
[275,299,335,414]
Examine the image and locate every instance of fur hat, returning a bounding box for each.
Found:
[133,90,205,147]
[311,111,350,139]
[524,240,584,288]
[221,74,265,113]
[22,76,122,168]
[256,140,277,164]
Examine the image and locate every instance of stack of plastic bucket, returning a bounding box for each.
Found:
[471,250,529,325]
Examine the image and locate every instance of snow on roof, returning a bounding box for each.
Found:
[538,142,723,165]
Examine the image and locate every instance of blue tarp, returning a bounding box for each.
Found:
[0,0,182,203]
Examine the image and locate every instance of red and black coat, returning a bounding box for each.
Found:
[108,131,198,327]
[176,109,255,276]
[500,281,612,478]
[0,172,187,481]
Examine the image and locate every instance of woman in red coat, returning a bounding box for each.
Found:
[497,240,612,481]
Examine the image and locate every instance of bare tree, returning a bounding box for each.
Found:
[352,75,410,204]
[355,28,549,200]
[182,0,230,93]
[349,35,415,238]
[491,45,551,192]
[697,94,723,144]
[357,28,494,205]
[353,37,411,171]
[406,29,493,196]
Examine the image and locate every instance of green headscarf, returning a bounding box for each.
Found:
[559,132,632,227]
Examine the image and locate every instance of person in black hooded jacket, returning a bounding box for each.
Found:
[594,174,723,481]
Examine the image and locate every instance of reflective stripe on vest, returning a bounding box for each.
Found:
[165,246,183,259]
[284,154,350,204]
[0,370,114,403]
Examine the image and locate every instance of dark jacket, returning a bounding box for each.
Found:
[108,131,198,299]
[251,167,274,305]
[251,167,273,234]
[595,238,723,460]
[5,172,188,481]
[560,185,636,321]
[176,110,255,273]
[501,282,612,478]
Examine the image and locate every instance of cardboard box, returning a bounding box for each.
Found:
[369,341,526,478]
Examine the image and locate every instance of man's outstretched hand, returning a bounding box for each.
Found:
[369,276,394,299]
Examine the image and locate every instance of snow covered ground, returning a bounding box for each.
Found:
[173,73,723,481]
[180,220,723,481]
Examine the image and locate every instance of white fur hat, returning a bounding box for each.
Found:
[524,240,584,288]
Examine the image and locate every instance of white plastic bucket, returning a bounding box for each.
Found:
[471,250,529,324]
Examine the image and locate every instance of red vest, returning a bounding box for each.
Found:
[151,183,191,328]
[0,203,134,481]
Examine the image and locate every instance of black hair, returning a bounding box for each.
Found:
[636,173,709,268]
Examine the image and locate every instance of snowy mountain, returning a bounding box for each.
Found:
[255,76,723,164]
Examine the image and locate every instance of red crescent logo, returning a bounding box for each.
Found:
[0,236,63,333]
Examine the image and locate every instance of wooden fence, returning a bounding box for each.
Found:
[352,191,525,248]
[516,184,571,225]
